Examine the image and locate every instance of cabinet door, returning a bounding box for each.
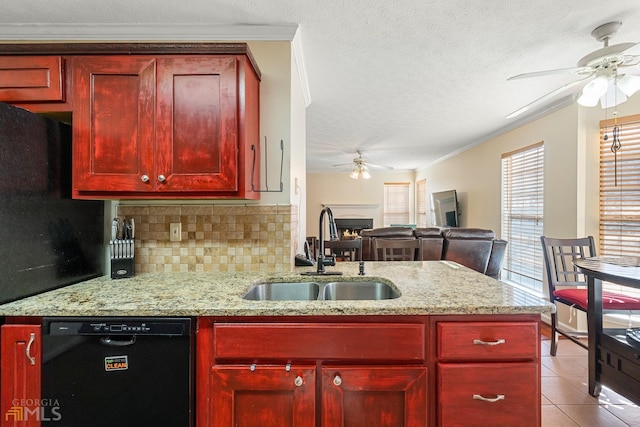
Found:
[211,365,315,427]
[438,362,540,427]
[156,56,239,192]
[321,366,427,427]
[1,324,42,427]
[0,56,64,102]
[72,56,156,193]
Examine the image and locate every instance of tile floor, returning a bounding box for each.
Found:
[541,336,640,426]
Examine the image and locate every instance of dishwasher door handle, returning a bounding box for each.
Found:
[100,336,137,347]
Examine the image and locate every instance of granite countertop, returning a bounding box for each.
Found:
[0,261,554,317]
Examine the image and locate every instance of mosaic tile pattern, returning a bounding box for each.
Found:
[116,204,297,273]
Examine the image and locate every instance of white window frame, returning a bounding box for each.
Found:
[501,142,544,293]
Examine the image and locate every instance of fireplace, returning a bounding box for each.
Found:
[334,218,373,239]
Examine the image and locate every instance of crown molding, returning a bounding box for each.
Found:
[291,29,312,107]
[0,22,312,106]
[0,23,298,41]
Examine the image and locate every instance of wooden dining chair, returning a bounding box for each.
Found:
[541,235,640,356]
[324,239,362,261]
[372,238,421,261]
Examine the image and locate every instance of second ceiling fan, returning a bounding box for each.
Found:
[332,150,393,179]
[507,21,640,119]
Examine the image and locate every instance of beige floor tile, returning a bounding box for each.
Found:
[542,356,589,378]
[542,405,580,426]
[556,405,630,427]
[602,404,640,426]
[542,377,600,405]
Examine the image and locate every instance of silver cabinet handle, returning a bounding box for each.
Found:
[333,375,342,386]
[294,376,303,387]
[473,394,505,403]
[26,333,36,366]
[157,175,166,182]
[473,339,506,346]
[141,175,150,183]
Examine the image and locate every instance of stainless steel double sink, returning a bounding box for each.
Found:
[243,280,400,301]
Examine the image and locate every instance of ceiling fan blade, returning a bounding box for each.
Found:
[622,42,640,57]
[506,74,593,119]
[508,66,591,81]
[332,162,355,167]
[368,163,394,170]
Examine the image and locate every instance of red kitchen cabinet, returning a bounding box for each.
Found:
[72,53,260,199]
[434,318,541,427]
[0,56,72,113]
[211,366,316,427]
[321,366,427,427]
[1,324,41,427]
[0,56,64,102]
[198,317,429,427]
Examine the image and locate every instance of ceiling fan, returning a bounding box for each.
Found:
[332,150,393,179]
[507,21,640,119]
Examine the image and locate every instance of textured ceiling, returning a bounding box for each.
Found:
[3,0,640,172]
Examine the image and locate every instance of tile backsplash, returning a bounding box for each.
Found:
[116,204,298,273]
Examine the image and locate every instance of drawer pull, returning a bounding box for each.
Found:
[26,333,36,366]
[333,375,342,386]
[473,394,505,403]
[294,376,303,387]
[473,338,506,346]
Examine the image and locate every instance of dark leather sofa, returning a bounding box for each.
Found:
[359,226,507,279]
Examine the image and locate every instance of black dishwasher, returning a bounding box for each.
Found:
[41,317,193,427]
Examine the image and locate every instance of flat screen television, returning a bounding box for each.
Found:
[431,190,459,227]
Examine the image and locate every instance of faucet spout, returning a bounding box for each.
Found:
[316,207,342,274]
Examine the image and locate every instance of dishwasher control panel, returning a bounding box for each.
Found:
[45,318,190,336]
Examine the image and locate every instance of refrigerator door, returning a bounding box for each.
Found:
[0,102,104,304]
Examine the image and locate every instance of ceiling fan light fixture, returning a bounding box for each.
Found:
[349,163,371,180]
[577,91,601,107]
[599,83,627,109]
[617,74,640,97]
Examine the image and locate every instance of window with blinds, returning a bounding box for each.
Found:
[416,179,428,227]
[599,114,640,257]
[501,142,544,293]
[384,182,410,226]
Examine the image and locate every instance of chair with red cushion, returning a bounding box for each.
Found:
[541,236,640,356]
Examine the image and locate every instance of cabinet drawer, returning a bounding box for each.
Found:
[0,56,64,102]
[438,362,540,427]
[213,323,425,361]
[437,321,538,361]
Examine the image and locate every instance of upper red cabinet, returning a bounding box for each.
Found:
[71,51,260,199]
[0,56,64,102]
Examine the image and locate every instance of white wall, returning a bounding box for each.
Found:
[415,95,640,241]
[247,41,293,206]
[306,170,415,238]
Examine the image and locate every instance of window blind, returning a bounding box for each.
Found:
[501,142,544,292]
[416,179,427,227]
[384,182,410,226]
[599,114,640,258]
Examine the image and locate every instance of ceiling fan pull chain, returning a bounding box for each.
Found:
[611,124,622,186]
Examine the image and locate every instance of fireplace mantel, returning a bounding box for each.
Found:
[322,204,380,209]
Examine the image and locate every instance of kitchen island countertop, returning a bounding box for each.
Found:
[0,261,554,317]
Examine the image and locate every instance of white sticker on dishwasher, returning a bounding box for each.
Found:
[105,355,128,371]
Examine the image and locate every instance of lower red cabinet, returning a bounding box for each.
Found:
[1,324,42,427]
[211,365,316,427]
[437,363,539,427]
[198,315,542,427]
[321,366,427,427]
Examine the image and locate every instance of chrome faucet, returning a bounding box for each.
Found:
[303,207,343,275]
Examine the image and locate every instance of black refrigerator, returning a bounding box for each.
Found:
[0,102,104,305]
